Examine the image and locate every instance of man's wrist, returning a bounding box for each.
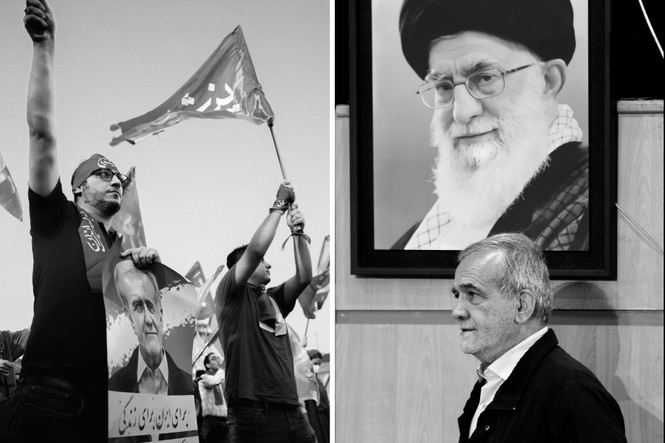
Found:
[269,199,289,214]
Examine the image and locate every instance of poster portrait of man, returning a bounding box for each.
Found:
[102,249,199,441]
[370,0,591,252]
[107,260,193,396]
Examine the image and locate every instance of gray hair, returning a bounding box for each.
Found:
[113,260,161,309]
[458,233,553,323]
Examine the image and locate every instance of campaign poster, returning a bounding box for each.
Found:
[102,245,198,442]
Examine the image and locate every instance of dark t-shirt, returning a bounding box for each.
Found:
[217,266,299,406]
[22,180,112,391]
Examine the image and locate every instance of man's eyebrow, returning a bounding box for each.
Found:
[459,61,501,77]
[459,282,482,293]
[427,61,501,81]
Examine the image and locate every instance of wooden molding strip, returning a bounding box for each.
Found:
[336,310,664,326]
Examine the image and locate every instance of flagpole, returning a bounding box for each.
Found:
[268,119,307,237]
[192,327,219,367]
[268,120,288,180]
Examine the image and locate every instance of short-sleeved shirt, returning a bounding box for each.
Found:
[22,180,114,388]
[217,266,299,406]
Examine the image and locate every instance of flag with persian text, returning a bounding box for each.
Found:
[110,25,274,146]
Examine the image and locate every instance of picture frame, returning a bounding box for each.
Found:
[349,0,616,279]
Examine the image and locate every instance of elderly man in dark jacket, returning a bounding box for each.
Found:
[451,233,626,442]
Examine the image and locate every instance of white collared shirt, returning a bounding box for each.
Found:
[469,327,549,437]
[199,370,227,417]
[136,350,170,395]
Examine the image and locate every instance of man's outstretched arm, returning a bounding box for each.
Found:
[232,181,296,287]
[24,0,58,197]
[282,203,313,312]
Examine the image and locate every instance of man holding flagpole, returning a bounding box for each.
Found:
[216,181,315,442]
[9,1,161,441]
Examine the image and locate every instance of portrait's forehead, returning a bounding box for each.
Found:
[428,32,524,75]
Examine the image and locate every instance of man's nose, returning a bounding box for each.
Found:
[452,84,483,125]
[451,297,468,321]
[110,175,123,192]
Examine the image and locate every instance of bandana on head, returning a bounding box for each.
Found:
[71,153,120,193]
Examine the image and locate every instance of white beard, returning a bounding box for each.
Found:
[430,81,552,227]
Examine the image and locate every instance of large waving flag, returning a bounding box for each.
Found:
[0,152,23,221]
[298,235,330,319]
[110,25,274,146]
[110,166,147,249]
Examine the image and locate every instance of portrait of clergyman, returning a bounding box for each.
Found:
[103,258,195,396]
[372,0,590,252]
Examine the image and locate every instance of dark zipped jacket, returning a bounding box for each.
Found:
[458,329,626,442]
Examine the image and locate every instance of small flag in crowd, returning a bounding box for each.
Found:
[185,262,225,320]
[109,25,274,146]
[0,152,23,221]
[185,261,207,288]
[287,323,320,405]
[110,166,147,249]
[298,235,330,319]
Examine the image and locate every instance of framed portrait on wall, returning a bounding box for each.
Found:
[349,0,616,279]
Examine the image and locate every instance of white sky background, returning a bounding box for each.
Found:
[0,0,331,354]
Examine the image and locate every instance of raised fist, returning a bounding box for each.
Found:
[24,0,55,42]
[275,181,295,205]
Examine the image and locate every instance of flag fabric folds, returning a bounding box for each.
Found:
[110,166,147,249]
[186,261,225,373]
[186,263,225,320]
[298,235,330,319]
[0,152,23,221]
[287,323,319,405]
[185,261,207,288]
[109,25,274,146]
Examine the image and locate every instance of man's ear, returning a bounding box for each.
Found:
[542,59,567,98]
[515,289,537,324]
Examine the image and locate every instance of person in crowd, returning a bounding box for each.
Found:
[452,232,626,442]
[9,1,160,440]
[216,181,315,442]
[0,328,29,442]
[304,349,330,443]
[108,261,193,395]
[198,353,229,443]
[394,0,588,251]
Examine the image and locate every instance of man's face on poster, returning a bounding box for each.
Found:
[117,270,164,366]
[426,31,553,225]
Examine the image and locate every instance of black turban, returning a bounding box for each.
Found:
[399,0,576,79]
